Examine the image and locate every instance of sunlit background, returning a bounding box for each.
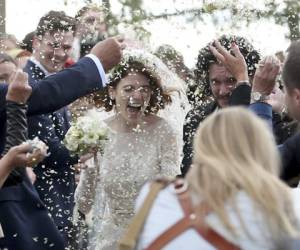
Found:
[6,0,293,67]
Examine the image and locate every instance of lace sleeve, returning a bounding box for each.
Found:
[158,120,180,177]
[74,156,99,215]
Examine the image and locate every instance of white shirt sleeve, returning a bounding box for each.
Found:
[85,54,108,87]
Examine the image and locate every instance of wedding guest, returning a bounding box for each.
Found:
[0,34,125,250]
[181,35,260,176]
[24,11,78,242]
[75,49,180,249]
[7,48,31,69]
[133,107,300,250]
[69,4,109,117]
[208,39,300,187]
[154,44,197,107]
[0,70,62,250]
[0,33,19,52]
[21,31,35,53]
[72,3,108,61]
[181,35,296,177]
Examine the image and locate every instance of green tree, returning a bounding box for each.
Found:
[64,0,299,42]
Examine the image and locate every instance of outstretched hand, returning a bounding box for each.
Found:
[6,70,32,104]
[91,36,126,72]
[3,143,46,169]
[209,40,249,82]
[252,56,280,95]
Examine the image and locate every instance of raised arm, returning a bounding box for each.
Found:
[0,37,125,116]
[1,71,46,188]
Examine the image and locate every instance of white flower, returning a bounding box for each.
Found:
[64,109,110,156]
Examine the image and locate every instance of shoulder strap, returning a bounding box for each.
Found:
[118,178,171,250]
[146,181,241,250]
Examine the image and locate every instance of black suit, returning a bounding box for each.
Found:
[0,56,104,250]
[24,60,78,239]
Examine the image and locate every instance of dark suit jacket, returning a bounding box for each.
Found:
[181,100,217,176]
[181,84,298,178]
[0,56,104,250]
[0,56,103,153]
[181,84,252,176]
[280,133,300,182]
[24,60,78,233]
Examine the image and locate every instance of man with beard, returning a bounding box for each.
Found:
[73,4,108,61]
[181,35,260,176]
[181,35,297,177]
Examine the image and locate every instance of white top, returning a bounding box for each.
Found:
[135,184,300,250]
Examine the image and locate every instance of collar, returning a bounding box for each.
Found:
[29,57,55,77]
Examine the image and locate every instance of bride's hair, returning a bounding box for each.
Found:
[93,59,172,114]
[187,107,299,244]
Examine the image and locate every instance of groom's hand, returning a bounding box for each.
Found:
[91,36,126,72]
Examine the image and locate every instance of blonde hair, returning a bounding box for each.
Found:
[187,107,298,242]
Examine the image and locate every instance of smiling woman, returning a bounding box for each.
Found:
[74,49,180,249]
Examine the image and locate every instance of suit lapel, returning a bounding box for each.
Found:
[24,60,46,84]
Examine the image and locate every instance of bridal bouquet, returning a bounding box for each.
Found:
[64,109,110,156]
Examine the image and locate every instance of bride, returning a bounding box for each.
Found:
[74,49,181,249]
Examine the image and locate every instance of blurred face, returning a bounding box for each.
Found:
[33,31,73,73]
[209,63,236,108]
[15,56,30,69]
[78,9,107,41]
[0,61,17,83]
[110,73,152,125]
[284,86,300,121]
[0,39,17,51]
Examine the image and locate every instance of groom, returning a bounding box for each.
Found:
[24,11,81,242]
[0,27,125,250]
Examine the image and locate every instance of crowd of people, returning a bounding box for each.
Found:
[1,3,300,250]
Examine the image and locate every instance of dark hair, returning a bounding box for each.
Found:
[75,4,106,21]
[93,60,171,114]
[21,31,35,53]
[35,11,76,37]
[0,53,17,66]
[155,44,184,65]
[155,44,191,79]
[282,41,300,92]
[195,35,260,96]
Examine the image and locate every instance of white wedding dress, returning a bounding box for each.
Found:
[75,117,180,250]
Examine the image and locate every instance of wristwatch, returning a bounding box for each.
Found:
[237,81,251,87]
[250,92,270,103]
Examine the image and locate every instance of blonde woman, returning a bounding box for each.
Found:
[134,107,300,250]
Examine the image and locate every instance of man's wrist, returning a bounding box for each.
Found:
[6,96,26,105]
[1,153,16,171]
[236,73,249,83]
[250,91,270,104]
